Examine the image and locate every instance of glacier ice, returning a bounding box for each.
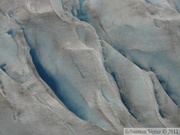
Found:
[0,0,180,135]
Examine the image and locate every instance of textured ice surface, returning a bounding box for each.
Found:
[0,0,180,135]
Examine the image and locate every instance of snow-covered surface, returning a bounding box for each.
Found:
[0,0,180,134]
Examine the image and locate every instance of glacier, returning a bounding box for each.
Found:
[0,0,180,135]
